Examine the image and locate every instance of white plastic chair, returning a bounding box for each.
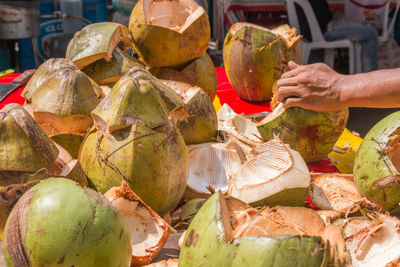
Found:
[286,0,359,74]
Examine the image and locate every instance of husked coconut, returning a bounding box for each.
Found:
[105,182,174,266]
[228,138,311,207]
[66,22,133,69]
[217,103,349,163]
[161,80,217,144]
[180,191,350,266]
[150,53,217,100]
[354,111,400,212]
[184,140,243,200]
[223,23,301,102]
[129,0,210,67]
[79,68,188,214]
[336,215,400,267]
[310,173,375,215]
[82,47,145,85]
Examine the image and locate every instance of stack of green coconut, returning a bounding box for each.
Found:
[2,0,400,266]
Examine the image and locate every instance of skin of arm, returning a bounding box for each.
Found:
[276,61,400,112]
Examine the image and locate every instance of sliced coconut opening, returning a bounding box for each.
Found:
[219,195,347,260]
[310,173,365,213]
[33,112,93,136]
[186,141,243,195]
[343,215,400,266]
[386,127,400,172]
[161,80,198,102]
[143,0,204,33]
[228,138,310,204]
[105,182,173,264]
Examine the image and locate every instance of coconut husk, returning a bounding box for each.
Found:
[179,191,350,266]
[0,104,59,172]
[150,53,217,101]
[105,182,175,266]
[223,23,301,102]
[66,22,133,69]
[129,0,210,67]
[161,80,217,145]
[30,68,101,136]
[51,134,84,159]
[228,138,311,207]
[82,47,145,85]
[79,69,188,214]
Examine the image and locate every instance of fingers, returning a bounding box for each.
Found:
[288,61,300,70]
[276,86,301,102]
[276,77,300,87]
[281,64,304,79]
[282,97,305,109]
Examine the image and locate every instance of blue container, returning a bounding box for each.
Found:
[83,0,108,23]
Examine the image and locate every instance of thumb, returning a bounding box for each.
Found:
[288,61,300,70]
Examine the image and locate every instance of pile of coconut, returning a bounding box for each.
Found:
[2,0,400,266]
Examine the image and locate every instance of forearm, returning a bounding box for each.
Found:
[339,68,400,108]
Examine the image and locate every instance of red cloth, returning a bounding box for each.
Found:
[0,74,26,110]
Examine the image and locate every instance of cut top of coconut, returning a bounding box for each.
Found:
[105,182,174,266]
[0,104,59,172]
[228,138,310,204]
[66,22,133,69]
[143,0,204,33]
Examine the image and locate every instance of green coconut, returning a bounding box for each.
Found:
[51,134,84,159]
[180,191,349,266]
[161,80,217,144]
[82,47,145,85]
[79,69,188,214]
[218,104,349,163]
[0,104,59,172]
[3,178,132,267]
[150,53,217,101]
[223,23,301,102]
[66,22,133,69]
[354,111,400,212]
[129,0,210,67]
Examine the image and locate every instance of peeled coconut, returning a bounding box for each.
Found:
[354,111,400,212]
[161,80,217,144]
[105,181,174,266]
[3,178,132,266]
[129,0,210,67]
[310,173,374,215]
[82,46,145,85]
[150,53,217,101]
[184,140,244,200]
[180,191,349,266]
[336,214,400,266]
[228,138,311,207]
[66,22,133,69]
[218,103,349,163]
[79,68,188,214]
[223,23,301,102]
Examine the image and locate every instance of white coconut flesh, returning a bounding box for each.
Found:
[105,182,174,264]
[161,80,198,102]
[144,0,204,32]
[311,173,367,213]
[219,195,347,261]
[342,215,400,266]
[228,138,310,204]
[187,141,243,194]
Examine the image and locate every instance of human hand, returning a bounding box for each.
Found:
[276,61,345,112]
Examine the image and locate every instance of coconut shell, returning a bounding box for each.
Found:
[66,22,133,69]
[223,23,301,102]
[129,0,210,67]
[354,111,400,212]
[150,53,217,101]
[179,192,349,266]
[51,134,84,159]
[105,182,175,266]
[31,68,101,136]
[82,47,145,85]
[79,70,188,214]
[161,80,217,145]
[0,104,59,172]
